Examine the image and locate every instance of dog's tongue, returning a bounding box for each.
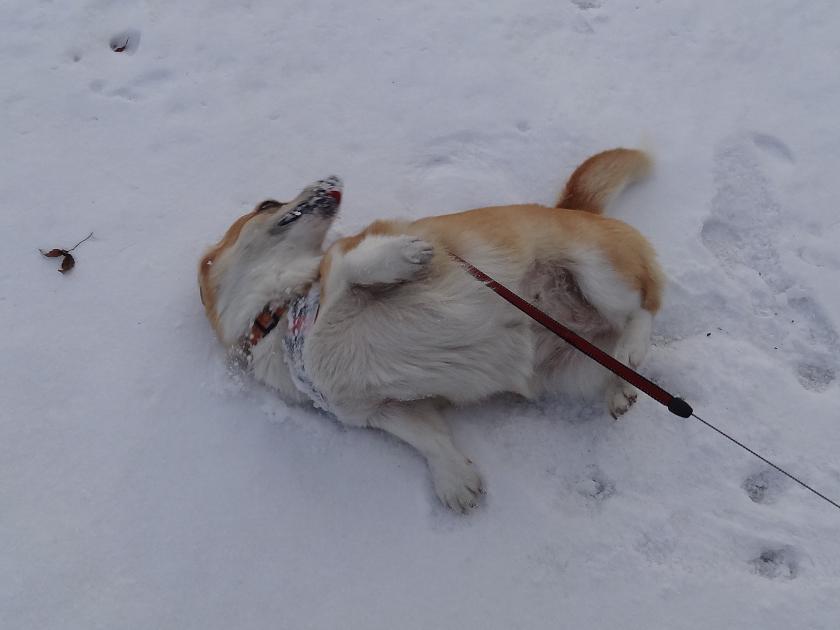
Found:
[327,189,341,203]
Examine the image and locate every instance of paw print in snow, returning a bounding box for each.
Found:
[751,548,797,580]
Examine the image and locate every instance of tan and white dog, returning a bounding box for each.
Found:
[198,149,663,511]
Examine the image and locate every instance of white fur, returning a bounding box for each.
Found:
[203,178,658,512]
[309,241,536,410]
[367,400,483,511]
[333,235,434,289]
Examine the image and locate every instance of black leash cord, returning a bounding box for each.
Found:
[690,412,840,511]
[451,252,840,514]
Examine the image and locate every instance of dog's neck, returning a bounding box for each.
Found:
[214,253,322,347]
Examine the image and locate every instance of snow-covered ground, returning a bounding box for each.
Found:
[3,1,840,627]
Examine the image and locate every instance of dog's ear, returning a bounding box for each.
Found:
[255,199,284,213]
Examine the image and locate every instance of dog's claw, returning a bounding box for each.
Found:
[431,456,484,514]
[608,381,638,419]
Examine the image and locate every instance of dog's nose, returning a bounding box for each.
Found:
[297,176,342,211]
[315,176,342,204]
[322,175,342,189]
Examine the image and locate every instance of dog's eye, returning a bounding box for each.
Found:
[256,199,283,213]
[275,209,303,227]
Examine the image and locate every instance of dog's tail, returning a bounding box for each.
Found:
[556,148,652,214]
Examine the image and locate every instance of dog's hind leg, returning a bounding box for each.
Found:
[605,309,653,417]
[567,244,663,418]
[365,399,484,512]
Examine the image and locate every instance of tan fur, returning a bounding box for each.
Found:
[557,148,652,214]
[334,219,403,253]
[196,152,664,511]
[319,220,405,302]
[416,206,664,313]
[324,204,663,314]
[316,251,334,299]
[201,148,662,340]
[198,208,259,338]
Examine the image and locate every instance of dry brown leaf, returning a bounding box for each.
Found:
[39,232,92,275]
[59,253,76,274]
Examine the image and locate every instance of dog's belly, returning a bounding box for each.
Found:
[305,258,615,409]
[373,320,536,404]
[304,281,537,409]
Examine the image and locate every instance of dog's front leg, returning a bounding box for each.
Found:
[335,234,434,288]
[365,400,484,512]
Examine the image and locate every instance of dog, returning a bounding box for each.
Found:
[198,148,663,512]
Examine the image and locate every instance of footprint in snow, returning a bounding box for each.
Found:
[795,361,836,392]
[786,294,840,353]
[110,29,141,55]
[635,530,677,565]
[700,133,840,390]
[570,0,603,9]
[575,473,615,502]
[751,132,795,164]
[701,136,788,292]
[408,130,519,211]
[751,547,798,580]
[89,67,173,103]
[742,468,788,504]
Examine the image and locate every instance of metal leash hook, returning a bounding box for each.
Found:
[449,250,840,513]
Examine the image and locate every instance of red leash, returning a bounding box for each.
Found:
[448,253,840,511]
[449,252,693,418]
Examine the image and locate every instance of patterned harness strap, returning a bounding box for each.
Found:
[282,284,330,412]
[239,285,329,412]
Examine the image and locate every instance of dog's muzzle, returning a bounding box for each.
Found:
[299,176,343,218]
[269,176,343,235]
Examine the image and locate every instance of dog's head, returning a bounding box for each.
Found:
[198,176,342,344]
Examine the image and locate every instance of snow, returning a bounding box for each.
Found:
[2,1,840,628]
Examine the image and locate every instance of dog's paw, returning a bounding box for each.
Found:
[608,380,638,419]
[398,236,434,267]
[378,236,433,283]
[347,235,435,286]
[429,455,484,513]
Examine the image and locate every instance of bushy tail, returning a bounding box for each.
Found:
[556,148,652,214]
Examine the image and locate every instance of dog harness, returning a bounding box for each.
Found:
[243,284,329,412]
[282,284,330,412]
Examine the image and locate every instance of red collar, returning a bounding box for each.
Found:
[246,303,287,347]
